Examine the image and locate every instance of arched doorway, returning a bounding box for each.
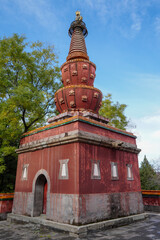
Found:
[33,174,48,217]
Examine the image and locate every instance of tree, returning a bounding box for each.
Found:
[152,160,160,188]
[0,34,61,192]
[139,155,160,190]
[99,94,129,130]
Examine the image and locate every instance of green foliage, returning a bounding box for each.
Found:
[0,34,61,192]
[99,94,129,130]
[140,155,160,190]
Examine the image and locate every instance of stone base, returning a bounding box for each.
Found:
[7,213,148,238]
[144,205,160,212]
[0,213,8,221]
[12,192,144,225]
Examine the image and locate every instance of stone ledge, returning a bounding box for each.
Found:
[7,213,148,237]
[16,130,140,154]
[48,111,109,124]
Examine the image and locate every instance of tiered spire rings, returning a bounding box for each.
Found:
[54,11,102,114]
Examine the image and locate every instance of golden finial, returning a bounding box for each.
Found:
[75,11,83,21]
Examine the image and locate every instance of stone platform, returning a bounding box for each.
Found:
[7,213,148,238]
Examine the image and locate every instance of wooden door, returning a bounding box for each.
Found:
[43,182,47,214]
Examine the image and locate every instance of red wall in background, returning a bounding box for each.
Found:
[0,193,14,214]
[142,190,160,206]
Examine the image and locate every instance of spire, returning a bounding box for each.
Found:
[53,11,103,118]
[67,11,89,61]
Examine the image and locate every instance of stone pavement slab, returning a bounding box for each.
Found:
[7,212,148,237]
[0,213,160,239]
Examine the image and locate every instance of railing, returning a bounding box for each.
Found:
[0,193,14,220]
[142,190,160,212]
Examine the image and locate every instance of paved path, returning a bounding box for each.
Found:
[0,213,160,239]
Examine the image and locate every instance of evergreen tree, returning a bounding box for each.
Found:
[140,155,160,190]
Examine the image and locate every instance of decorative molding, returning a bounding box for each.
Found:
[91,160,101,179]
[126,164,134,180]
[58,159,69,180]
[22,116,136,139]
[59,98,64,104]
[99,102,102,107]
[72,70,78,76]
[21,164,29,180]
[82,64,88,69]
[64,67,68,72]
[66,79,70,84]
[17,130,140,154]
[81,77,87,83]
[90,73,94,79]
[61,59,96,70]
[55,85,102,96]
[94,92,99,98]
[70,101,76,108]
[82,95,87,102]
[69,90,75,96]
[111,162,119,180]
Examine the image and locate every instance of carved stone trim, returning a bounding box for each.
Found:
[99,102,102,107]
[58,159,69,180]
[90,73,94,79]
[64,67,68,72]
[91,160,101,179]
[94,92,99,98]
[69,90,75,96]
[82,96,87,102]
[82,64,88,69]
[59,98,64,104]
[72,70,78,76]
[16,130,140,154]
[70,101,76,108]
[81,77,87,83]
[66,79,70,84]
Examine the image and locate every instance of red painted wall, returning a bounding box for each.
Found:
[15,142,80,194]
[79,143,141,194]
[20,119,136,146]
[0,194,14,214]
[142,190,160,206]
[78,121,136,145]
[15,119,140,197]
[20,121,79,145]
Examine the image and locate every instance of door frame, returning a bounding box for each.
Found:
[31,169,50,217]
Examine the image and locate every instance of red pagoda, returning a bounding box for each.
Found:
[12,11,144,227]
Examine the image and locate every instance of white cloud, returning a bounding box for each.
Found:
[154,17,160,35]
[13,0,59,30]
[83,0,143,37]
[130,113,160,164]
[83,0,108,23]
[127,73,160,92]
[152,130,160,139]
[131,12,141,31]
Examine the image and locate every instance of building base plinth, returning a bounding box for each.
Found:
[7,213,148,237]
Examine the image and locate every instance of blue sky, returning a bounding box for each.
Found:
[0,0,160,164]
